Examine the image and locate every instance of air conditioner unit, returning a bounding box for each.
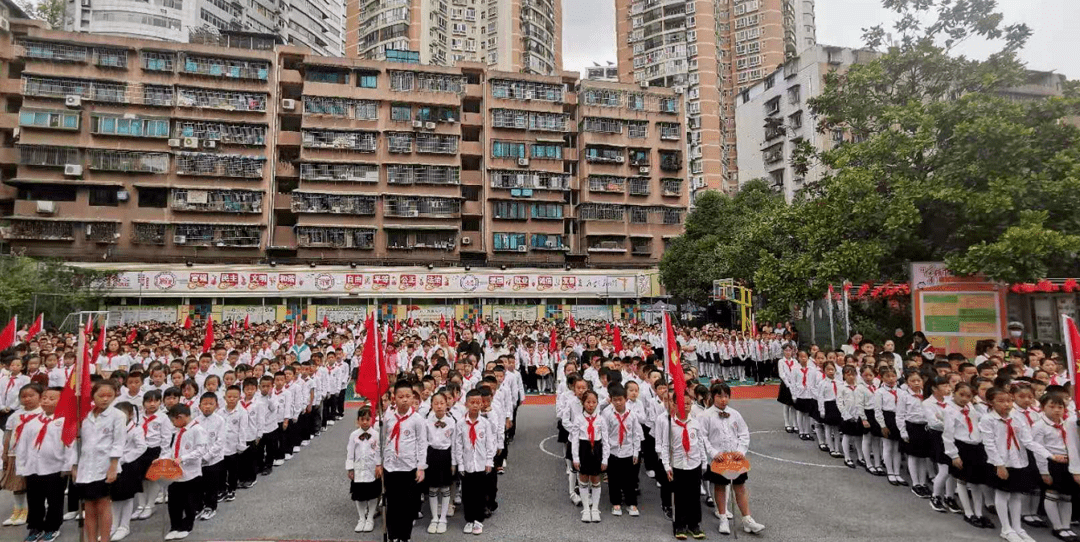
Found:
[64,95,82,108]
[280,98,296,111]
[412,120,423,129]
[168,138,182,147]
[461,236,471,245]
[173,235,187,244]
[516,245,527,252]
[639,81,649,88]
[639,166,650,174]
[63,164,82,176]
[203,140,217,149]
[183,137,199,148]
[615,156,625,163]
[116,190,129,202]
[425,122,436,130]
[674,86,684,94]
[517,158,529,167]
[35,200,56,214]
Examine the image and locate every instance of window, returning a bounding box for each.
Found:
[493,201,528,219]
[357,72,378,88]
[787,85,801,104]
[764,96,780,115]
[789,111,803,130]
[19,110,80,130]
[91,115,170,137]
[492,141,526,158]
[629,149,649,166]
[142,51,175,71]
[530,144,562,160]
[530,234,564,250]
[660,97,678,113]
[628,121,647,139]
[391,104,411,121]
[493,232,527,251]
[89,188,119,206]
[531,203,562,219]
[305,68,349,84]
[627,93,645,110]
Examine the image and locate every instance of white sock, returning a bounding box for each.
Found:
[907,456,921,485]
[841,435,852,461]
[995,490,1012,534]
[814,423,825,443]
[891,443,903,474]
[874,438,884,468]
[882,441,895,475]
[1058,501,1073,531]
[355,500,364,521]
[120,499,133,529]
[439,488,450,522]
[429,493,439,521]
[1008,493,1023,534]
[932,464,949,497]
[569,470,578,497]
[111,501,123,533]
[946,476,956,496]
[972,484,986,516]
[1046,494,1065,530]
[590,483,601,509]
[783,406,793,426]
[861,435,872,465]
[955,481,974,517]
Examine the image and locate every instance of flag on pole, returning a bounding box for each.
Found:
[90,323,106,362]
[322,315,330,328]
[56,326,93,446]
[498,316,504,330]
[125,327,138,345]
[0,316,16,352]
[613,324,623,353]
[244,314,250,330]
[549,327,558,353]
[663,312,688,419]
[1063,314,1080,414]
[355,314,387,400]
[27,313,43,341]
[201,316,214,354]
[183,315,192,329]
[569,314,576,331]
[448,319,457,347]
[605,322,611,335]
[439,314,446,330]
[381,321,395,382]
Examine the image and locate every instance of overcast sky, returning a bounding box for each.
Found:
[562,0,1079,80]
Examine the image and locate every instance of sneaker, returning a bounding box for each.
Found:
[249,478,259,487]
[945,497,963,514]
[675,530,689,540]
[591,509,601,522]
[645,470,655,478]
[581,508,591,522]
[355,519,365,533]
[23,530,40,542]
[225,492,236,502]
[12,510,26,526]
[273,459,285,467]
[472,522,483,535]
[1001,532,1024,542]
[497,467,505,475]
[63,512,79,521]
[448,504,456,517]
[284,453,293,461]
[173,532,189,540]
[164,532,179,541]
[612,505,622,516]
[111,526,130,541]
[292,446,301,453]
[363,518,374,532]
[5,510,21,527]
[628,505,640,517]
[690,527,707,540]
[570,493,582,506]
[463,522,474,534]
[718,516,730,535]
[41,533,59,542]
[427,519,439,534]
[1016,531,1036,542]
[155,493,166,504]
[978,516,996,529]
[929,496,947,513]
[705,496,715,508]
[436,520,447,533]
[743,516,765,534]
[202,509,216,520]
[663,507,673,521]
[328,420,336,426]
[302,440,310,446]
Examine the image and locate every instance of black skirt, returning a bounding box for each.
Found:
[350,480,382,502]
[823,401,842,427]
[795,397,817,415]
[76,480,111,501]
[425,447,453,488]
[988,465,1039,494]
[951,440,988,485]
[136,446,160,480]
[864,409,883,438]
[902,422,931,458]
[883,411,900,441]
[577,439,604,476]
[840,418,865,436]
[1046,460,1080,495]
[110,462,143,501]
[927,429,949,465]
[557,420,569,443]
[777,382,794,406]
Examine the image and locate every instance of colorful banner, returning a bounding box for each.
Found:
[487,305,542,322]
[92,267,660,299]
[571,305,614,321]
[219,305,277,324]
[918,291,1003,358]
[315,306,369,323]
[108,306,179,324]
[405,305,455,321]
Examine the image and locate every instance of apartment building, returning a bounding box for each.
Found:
[345,0,561,75]
[0,21,685,268]
[615,0,815,198]
[585,62,620,82]
[63,0,344,57]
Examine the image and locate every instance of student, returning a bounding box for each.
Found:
[383,380,428,542]
[896,371,931,497]
[72,381,125,542]
[874,367,904,485]
[109,401,147,541]
[980,387,1057,542]
[346,405,381,533]
[556,374,586,505]
[701,382,765,536]
[923,375,959,514]
[856,366,883,475]
[425,392,455,534]
[118,373,145,416]
[791,351,818,441]
[4,382,42,528]
[944,382,992,528]
[269,372,291,468]
[602,383,641,517]
[220,385,245,501]
[775,344,797,432]
[453,389,497,536]
[655,392,704,540]
[571,389,607,524]
[836,366,863,468]
[238,378,262,488]
[161,404,208,541]
[1031,389,1076,540]
[136,390,166,520]
[15,386,65,542]
[195,392,226,520]
[816,361,843,458]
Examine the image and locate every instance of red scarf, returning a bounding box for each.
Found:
[615,411,629,446]
[585,415,597,445]
[240,400,251,409]
[3,378,17,397]
[33,415,52,449]
[961,407,973,434]
[1053,421,1067,452]
[831,382,837,397]
[801,367,809,387]
[467,419,478,446]
[936,401,947,409]
[142,414,157,437]
[1003,418,1020,451]
[1021,410,1034,427]
[175,421,198,456]
[14,413,35,442]
[674,418,691,454]
[887,389,897,403]
[389,411,409,453]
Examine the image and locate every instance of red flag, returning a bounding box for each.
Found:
[322,315,329,328]
[244,314,250,330]
[289,319,296,347]
[355,314,385,400]
[663,312,688,419]
[1064,315,1080,414]
[605,322,612,335]
[474,315,481,333]
[498,316,504,330]
[407,317,414,328]
[27,313,43,341]
[569,314,576,331]
[393,318,400,337]
[229,320,238,335]
[124,327,138,345]
[549,327,558,353]
[56,327,93,446]
[613,325,623,353]
[183,315,192,329]
[439,314,446,330]
[90,323,106,362]
[448,318,457,347]
[201,316,214,354]
[0,316,16,352]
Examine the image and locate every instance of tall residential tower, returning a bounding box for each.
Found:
[615,0,814,197]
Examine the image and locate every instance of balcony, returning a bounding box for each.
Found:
[384,196,461,219]
[171,189,264,213]
[291,193,377,215]
[295,226,375,249]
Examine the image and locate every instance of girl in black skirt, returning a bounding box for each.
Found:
[924,375,959,513]
[837,366,863,468]
[776,344,797,433]
[980,387,1056,541]
[424,392,456,534]
[897,370,931,498]
[109,402,147,541]
[571,390,608,523]
[792,351,819,442]
[944,382,993,528]
[874,367,904,486]
[816,360,843,458]
[347,406,382,533]
[858,366,884,475]
[1031,391,1078,540]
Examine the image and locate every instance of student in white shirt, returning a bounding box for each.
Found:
[136,390,167,521]
[700,382,765,535]
[72,381,125,542]
[220,385,245,501]
[602,384,641,517]
[453,389,497,536]
[1031,390,1077,540]
[4,382,41,530]
[382,380,428,542]
[346,405,382,533]
[195,393,226,521]
[108,401,147,541]
[571,390,607,524]
[161,404,209,540]
[655,392,705,539]
[944,381,989,526]
[424,392,456,534]
[15,386,69,541]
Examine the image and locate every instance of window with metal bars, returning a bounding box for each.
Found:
[290,193,377,214]
[488,170,570,190]
[295,226,375,249]
[18,145,79,167]
[8,220,75,240]
[182,55,269,81]
[132,222,166,245]
[629,206,650,223]
[386,230,456,249]
[173,224,261,247]
[588,176,625,192]
[389,71,465,93]
[663,208,683,224]
[301,163,379,182]
[87,149,169,173]
[384,196,461,218]
[578,203,624,221]
[631,237,652,255]
[174,152,265,178]
[174,121,267,145]
[386,164,460,185]
[489,79,563,102]
[628,178,651,195]
[587,235,625,251]
[628,121,648,139]
[531,233,565,250]
[660,150,682,171]
[302,130,378,152]
[171,189,263,213]
[659,122,681,140]
[583,89,622,107]
[92,48,127,69]
[18,40,88,62]
[176,87,266,111]
[582,117,623,134]
[415,134,458,154]
[661,178,682,195]
[493,232,527,251]
[387,132,414,153]
[142,51,175,72]
[493,201,528,219]
[303,96,378,120]
[91,115,170,137]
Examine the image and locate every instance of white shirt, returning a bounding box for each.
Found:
[196,410,226,466]
[141,410,167,449]
[221,405,246,456]
[655,413,706,471]
[14,413,72,476]
[346,427,381,483]
[426,413,456,451]
[161,418,207,482]
[269,388,290,426]
[96,353,131,374]
[570,411,608,465]
[382,408,428,472]
[979,409,1050,469]
[453,415,497,473]
[602,407,641,460]
[74,407,127,484]
[1031,414,1068,475]
[207,362,233,379]
[121,420,148,464]
[699,406,750,458]
[943,402,981,459]
[0,374,29,410]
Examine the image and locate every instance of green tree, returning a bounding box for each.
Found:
[18,0,64,29]
[0,256,114,329]
[752,0,1080,316]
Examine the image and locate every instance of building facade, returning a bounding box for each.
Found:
[615,0,815,198]
[585,62,620,81]
[63,0,344,57]
[345,0,561,75]
[0,21,685,268]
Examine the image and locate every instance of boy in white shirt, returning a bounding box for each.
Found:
[194,393,226,521]
[453,389,497,535]
[161,404,208,540]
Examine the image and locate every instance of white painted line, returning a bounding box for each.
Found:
[539,434,565,460]
[746,449,847,468]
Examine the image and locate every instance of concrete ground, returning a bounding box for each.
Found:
[0,398,1064,541]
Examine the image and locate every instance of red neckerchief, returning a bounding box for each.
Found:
[801,367,809,387]
[961,407,973,433]
[142,414,157,437]
[33,414,53,449]
[673,418,691,454]
[784,359,795,371]
[936,400,947,409]
[467,418,479,446]
[389,410,410,453]
[831,382,837,397]
[1020,409,1034,426]
[241,400,251,409]
[867,384,877,393]
[615,410,629,446]
[887,388,898,403]
[1052,420,1067,452]
[175,421,198,456]
[14,412,35,442]
[585,415,597,445]
[3,378,17,397]
[1003,417,1020,451]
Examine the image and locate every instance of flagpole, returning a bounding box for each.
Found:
[76,315,86,542]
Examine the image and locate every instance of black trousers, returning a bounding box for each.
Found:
[311,404,322,434]
[263,427,280,465]
[26,472,65,533]
[460,471,487,523]
[383,470,418,540]
[286,417,301,451]
[337,390,346,417]
[486,468,499,510]
[322,401,332,428]
[642,429,660,474]
[65,476,80,513]
[755,359,771,383]
[525,367,538,392]
[167,477,202,532]
[202,462,224,510]
[654,468,672,510]
[223,453,240,492]
[672,467,702,531]
[241,441,258,482]
[607,456,639,506]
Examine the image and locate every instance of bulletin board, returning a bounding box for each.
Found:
[911,262,1007,359]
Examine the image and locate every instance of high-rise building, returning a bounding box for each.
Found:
[585,62,620,81]
[63,0,345,57]
[345,0,561,74]
[615,0,815,197]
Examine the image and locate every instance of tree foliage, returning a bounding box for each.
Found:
[663,0,1080,320]
[0,256,114,329]
[18,0,64,29]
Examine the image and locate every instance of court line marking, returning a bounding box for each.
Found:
[539,434,564,460]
